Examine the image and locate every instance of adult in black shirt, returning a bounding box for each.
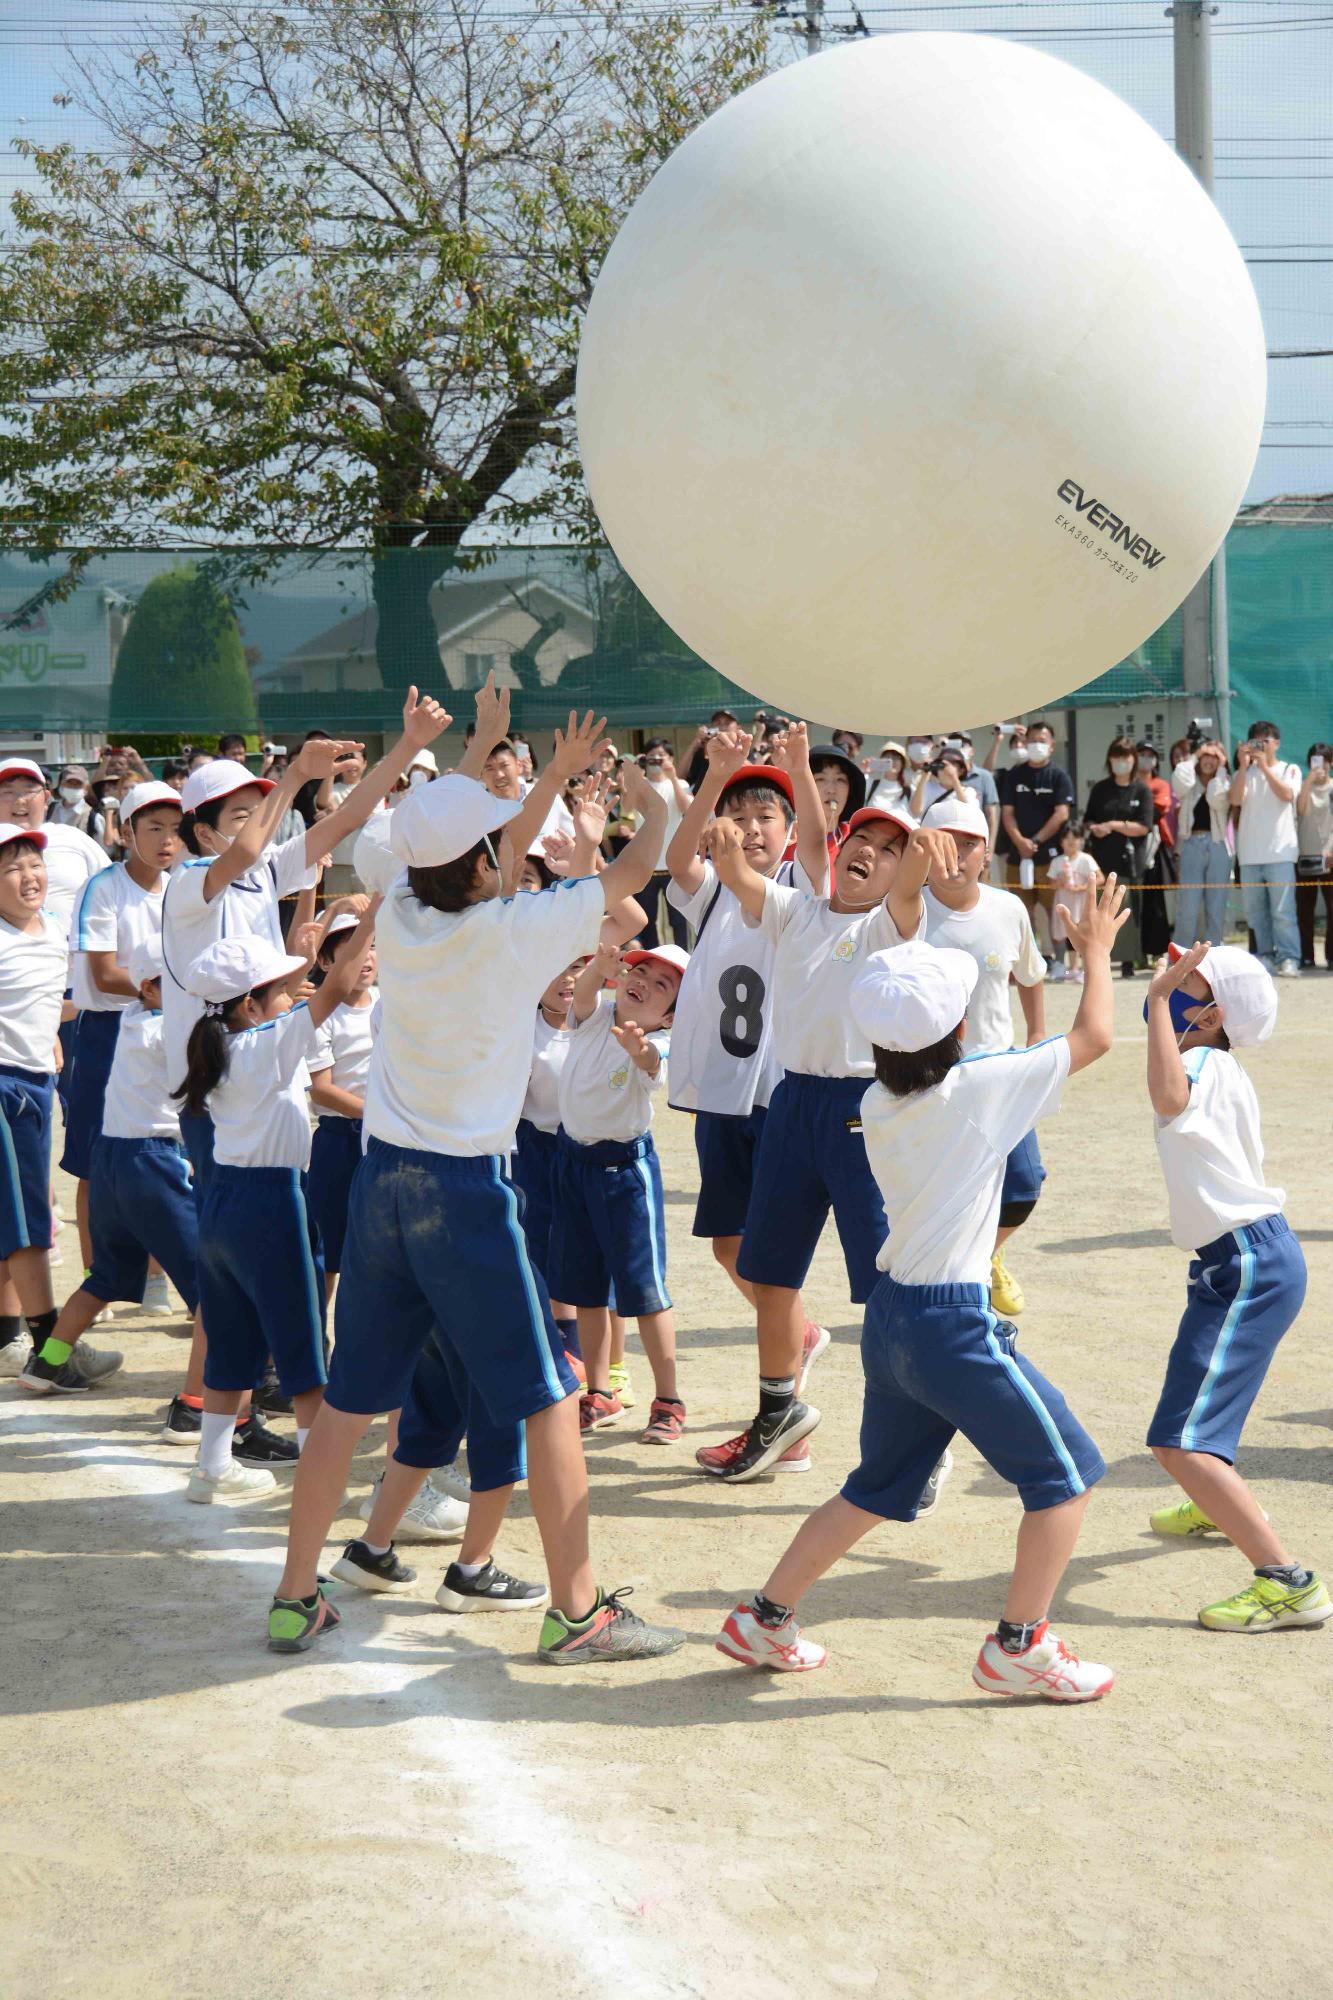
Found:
[1085,735,1154,976]
[997,719,1075,949]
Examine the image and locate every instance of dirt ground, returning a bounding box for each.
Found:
[3,975,1332,2000]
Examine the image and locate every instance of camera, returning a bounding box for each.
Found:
[1185,715,1215,751]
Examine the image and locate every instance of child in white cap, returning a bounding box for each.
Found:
[1143,941,1329,1631]
[718,876,1130,1700]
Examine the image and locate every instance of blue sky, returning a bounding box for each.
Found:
[1,0,1330,506]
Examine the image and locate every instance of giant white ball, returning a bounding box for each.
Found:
[576,33,1266,732]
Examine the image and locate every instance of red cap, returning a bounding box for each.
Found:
[842,803,918,843]
[718,763,795,808]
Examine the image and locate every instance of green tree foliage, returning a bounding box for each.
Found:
[109,567,257,731]
[0,0,776,691]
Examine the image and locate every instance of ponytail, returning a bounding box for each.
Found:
[179,798,225,858]
[173,1001,243,1116]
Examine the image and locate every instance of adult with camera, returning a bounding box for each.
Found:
[1171,735,1232,947]
[1230,720,1302,977]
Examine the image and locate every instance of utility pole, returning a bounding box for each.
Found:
[1168,0,1233,754]
[802,0,824,55]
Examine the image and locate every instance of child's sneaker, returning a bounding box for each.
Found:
[537,1587,685,1664]
[607,1362,635,1410]
[799,1320,830,1388]
[716,1602,826,1673]
[268,1580,341,1653]
[358,1470,467,1542]
[915,1448,953,1518]
[141,1272,172,1314]
[579,1389,623,1433]
[0,1335,29,1378]
[1150,1496,1221,1538]
[1198,1572,1333,1632]
[232,1413,300,1466]
[436,1559,548,1613]
[697,1402,820,1483]
[330,1539,417,1592]
[186,1460,277,1505]
[989,1248,1025,1316]
[161,1394,203,1444]
[641,1397,685,1445]
[972,1621,1113,1702]
[696,1428,813,1476]
[18,1342,123,1395]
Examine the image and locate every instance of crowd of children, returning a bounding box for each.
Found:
[2,681,1326,1696]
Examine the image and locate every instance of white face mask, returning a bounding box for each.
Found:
[407,766,431,787]
[1110,758,1134,779]
[1025,741,1052,766]
[907,741,930,764]
[59,785,85,807]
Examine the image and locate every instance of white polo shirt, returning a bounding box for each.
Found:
[38,821,106,939]
[666,858,793,1116]
[557,990,668,1146]
[521,1012,570,1135]
[1154,1046,1284,1252]
[0,913,68,1074]
[752,878,922,1079]
[68,864,165,1013]
[365,874,604,1158]
[101,1004,180,1141]
[209,1003,321,1171]
[1235,762,1301,866]
[923,884,1045,1056]
[308,994,377,1118]
[861,1038,1071,1285]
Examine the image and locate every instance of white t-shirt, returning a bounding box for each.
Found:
[353,811,399,895]
[308,995,377,1118]
[521,1012,570,1134]
[210,1003,321,1170]
[0,914,68,1074]
[68,864,165,1013]
[753,879,922,1079]
[861,1038,1071,1285]
[558,990,668,1145]
[160,834,315,1094]
[38,821,107,941]
[366,874,603,1158]
[644,774,683,871]
[666,858,789,1116]
[1154,1046,1284,1252]
[101,1003,180,1141]
[1235,762,1301,865]
[923,885,1045,1056]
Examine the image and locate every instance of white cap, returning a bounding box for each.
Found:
[389,772,522,869]
[922,794,989,841]
[322,911,361,942]
[186,935,306,1004]
[120,780,182,821]
[624,943,691,978]
[406,747,438,776]
[181,761,273,813]
[0,757,47,787]
[850,940,978,1053]
[0,820,46,852]
[126,935,165,988]
[1174,942,1277,1048]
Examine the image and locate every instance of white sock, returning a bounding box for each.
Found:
[198,1411,237,1478]
[361,1540,390,1558]
[453,1559,487,1579]
[297,1427,310,1452]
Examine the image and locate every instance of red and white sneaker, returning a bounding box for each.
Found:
[716,1603,826,1673]
[695,1428,813,1476]
[579,1390,623,1434]
[972,1622,1114,1703]
[641,1397,686,1445]
[798,1320,830,1390]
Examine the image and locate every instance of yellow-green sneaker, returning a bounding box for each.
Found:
[1198,1572,1333,1633]
[1150,1497,1220,1538]
[608,1362,636,1410]
[989,1248,1024,1316]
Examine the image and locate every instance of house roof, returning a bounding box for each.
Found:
[1236,493,1333,524]
[283,577,593,667]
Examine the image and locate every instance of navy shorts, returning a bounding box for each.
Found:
[84,1136,200,1310]
[327,1138,579,1422]
[305,1117,363,1275]
[396,1330,525,1493]
[56,1008,77,1117]
[0,1066,54,1259]
[178,1109,215,1206]
[1000,1126,1046,1210]
[736,1073,887,1303]
[512,1118,558,1277]
[843,1277,1105,1518]
[1147,1213,1307,1463]
[59,1008,122,1181]
[692,1105,768,1240]
[199,1165,327,1396]
[548,1132,670,1319]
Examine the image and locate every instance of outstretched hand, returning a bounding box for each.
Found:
[550,710,611,783]
[611,1018,660,1073]
[1062,873,1130,956]
[402,686,453,747]
[705,727,753,780]
[1147,939,1209,1004]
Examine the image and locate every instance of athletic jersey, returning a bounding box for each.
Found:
[557,989,668,1145]
[666,858,794,1115]
[308,994,378,1118]
[101,1003,179,1141]
[1155,1046,1284,1252]
[365,873,603,1158]
[209,1004,321,1171]
[0,913,68,1073]
[521,1011,570,1134]
[861,1038,1070,1285]
[68,864,165,1013]
[37,821,106,938]
[923,884,1045,1055]
[753,878,922,1079]
[160,834,315,1094]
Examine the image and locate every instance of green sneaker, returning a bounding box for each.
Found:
[1198,1573,1333,1634]
[267,1579,342,1654]
[1150,1497,1220,1538]
[538,1586,685,1665]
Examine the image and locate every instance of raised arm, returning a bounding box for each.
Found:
[570,941,621,1025]
[704,817,768,925]
[1017,977,1047,1047]
[202,743,332,903]
[787,724,831,895]
[505,710,608,863]
[1143,940,1211,1116]
[1059,875,1130,1075]
[596,763,668,909]
[886,825,957,941]
[307,897,381,1030]
[666,727,753,893]
[306,688,451,866]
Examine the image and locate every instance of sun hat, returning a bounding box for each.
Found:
[1166,941,1277,1047]
[388,772,523,868]
[809,744,867,817]
[718,763,795,808]
[181,761,273,814]
[0,757,47,787]
[0,820,46,852]
[119,780,183,822]
[842,802,918,843]
[850,940,978,1052]
[406,747,438,776]
[921,794,990,840]
[186,935,307,1007]
[126,936,165,988]
[624,944,691,979]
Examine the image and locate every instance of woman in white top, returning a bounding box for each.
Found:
[1171,738,1232,948]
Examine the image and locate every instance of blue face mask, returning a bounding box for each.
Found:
[1142,989,1205,1036]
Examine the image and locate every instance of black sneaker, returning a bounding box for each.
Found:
[330,1539,417,1593]
[251,1371,294,1416]
[17,1343,123,1396]
[436,1559,549,1613]
[915,1448,953,1518]
[161,1394,203,1445]
[700,1400,821,1484]
[232,1413,300,1466]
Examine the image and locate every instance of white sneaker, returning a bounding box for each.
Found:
[1048,964,1069,982]
[0,1338,27,1378]
[716,1602,826,1672]
[358,1471,467,1542]
[141,1273,172,1313]
[431,1461,471,1506]
[972,1621,1113,1702]
[186,1460,277,1504]
[1277,960,1302,979]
